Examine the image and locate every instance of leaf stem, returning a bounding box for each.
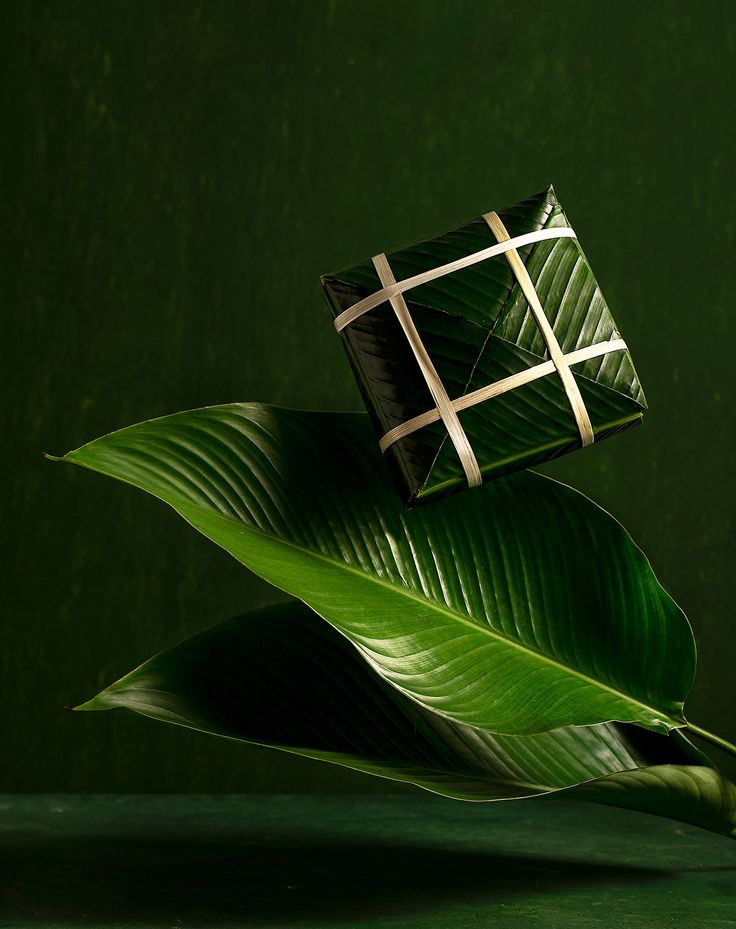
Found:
[686,723,736,759]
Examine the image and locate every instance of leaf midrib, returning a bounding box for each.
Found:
[68,449,683,733]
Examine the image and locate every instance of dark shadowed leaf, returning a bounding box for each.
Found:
[77,602,735,838]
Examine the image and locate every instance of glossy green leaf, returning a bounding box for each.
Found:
[77,602,736,838]
[58,403,695,737]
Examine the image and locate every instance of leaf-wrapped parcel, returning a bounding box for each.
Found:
[322,186,646,505]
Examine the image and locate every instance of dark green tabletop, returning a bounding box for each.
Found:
[1,794,734,928]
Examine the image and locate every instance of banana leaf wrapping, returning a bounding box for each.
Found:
[322,186,646,506]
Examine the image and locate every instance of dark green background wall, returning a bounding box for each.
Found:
[3,0,734,791]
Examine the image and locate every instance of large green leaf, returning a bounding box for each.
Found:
[58,403,695,737]
[77,602,736,838]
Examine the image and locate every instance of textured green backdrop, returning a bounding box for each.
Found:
[3,0,734,791]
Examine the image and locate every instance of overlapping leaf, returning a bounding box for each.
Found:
[58,403,695,736]
[77,602,736,838]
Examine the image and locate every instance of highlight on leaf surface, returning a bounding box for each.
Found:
[59,403,695,738]
[76,602,736,838]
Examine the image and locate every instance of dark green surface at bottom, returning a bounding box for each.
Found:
[2,795,734,928]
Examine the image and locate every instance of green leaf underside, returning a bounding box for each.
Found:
[322,186,646,503]
[61,403,694,737]
[78,603,736,838]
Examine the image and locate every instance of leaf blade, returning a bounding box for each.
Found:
[62,403,695,736]
[78,602,734,837]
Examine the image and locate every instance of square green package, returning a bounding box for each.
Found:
[321,186,646,506]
